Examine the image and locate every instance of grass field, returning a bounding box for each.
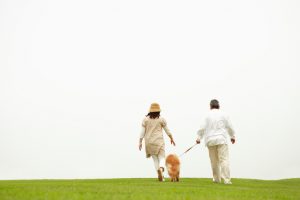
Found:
[0,178,299,200]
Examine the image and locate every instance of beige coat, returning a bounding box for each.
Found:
[142,117,172,158]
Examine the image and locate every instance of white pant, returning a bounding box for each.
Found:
[208,144,231,183]
[151,154,165,172]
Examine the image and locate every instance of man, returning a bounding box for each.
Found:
[196,99,235,184]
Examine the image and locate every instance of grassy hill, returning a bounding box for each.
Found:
[0,178,299,200]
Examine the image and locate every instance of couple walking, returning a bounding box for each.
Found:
[138,99,236,184]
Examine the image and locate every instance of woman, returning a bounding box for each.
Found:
[139,103,175,181]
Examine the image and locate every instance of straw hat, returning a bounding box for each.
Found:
[149,103,161,112]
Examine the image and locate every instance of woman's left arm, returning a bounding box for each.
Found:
[162,118,176,146]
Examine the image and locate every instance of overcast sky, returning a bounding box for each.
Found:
[1,0,300,180]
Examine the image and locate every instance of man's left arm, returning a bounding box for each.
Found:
[226,116,236,144]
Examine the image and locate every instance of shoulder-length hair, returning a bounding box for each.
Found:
[146,112,160,119]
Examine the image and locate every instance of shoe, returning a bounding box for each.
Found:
[160,167,165,181]
[157,167,164,182]
[157,169,163,181]
[213,178,221,183]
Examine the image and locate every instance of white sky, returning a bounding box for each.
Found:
[0,0,300,180]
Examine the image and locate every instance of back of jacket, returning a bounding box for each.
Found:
[198,109,235,146]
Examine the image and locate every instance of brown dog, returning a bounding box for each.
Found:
[165,154,180,182]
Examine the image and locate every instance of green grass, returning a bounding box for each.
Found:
[0,178,299,200]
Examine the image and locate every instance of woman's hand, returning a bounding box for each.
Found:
[171,139,176,146]
[138,138,143,151]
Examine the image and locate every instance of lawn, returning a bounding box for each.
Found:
[0,178,299,200]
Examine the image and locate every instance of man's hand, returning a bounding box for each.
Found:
[171,139,176,146]
[196,139,201,144]
[231,138,235,144]
[139,143,142,151]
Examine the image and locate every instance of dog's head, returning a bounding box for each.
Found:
[166,154,180,165]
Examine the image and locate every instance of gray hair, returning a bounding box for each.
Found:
[210,99,220,109]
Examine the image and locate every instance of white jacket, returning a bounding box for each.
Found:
[197,109,235,146]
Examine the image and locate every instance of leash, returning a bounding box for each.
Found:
[179,143,198,157]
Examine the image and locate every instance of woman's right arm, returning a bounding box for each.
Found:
[139,127,145,151]
[139,120,146,150]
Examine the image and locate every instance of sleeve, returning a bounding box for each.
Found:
[140,126,146,139]
[197,118,207,140]
[161,118,172,137]
[142,118,146,127]
[140,118,147,139]
[226,116,235,139]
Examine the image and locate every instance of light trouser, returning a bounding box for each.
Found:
[151,153,165,175]
[208,144,231,183]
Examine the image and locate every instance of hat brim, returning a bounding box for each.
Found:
[149,108,161,112]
